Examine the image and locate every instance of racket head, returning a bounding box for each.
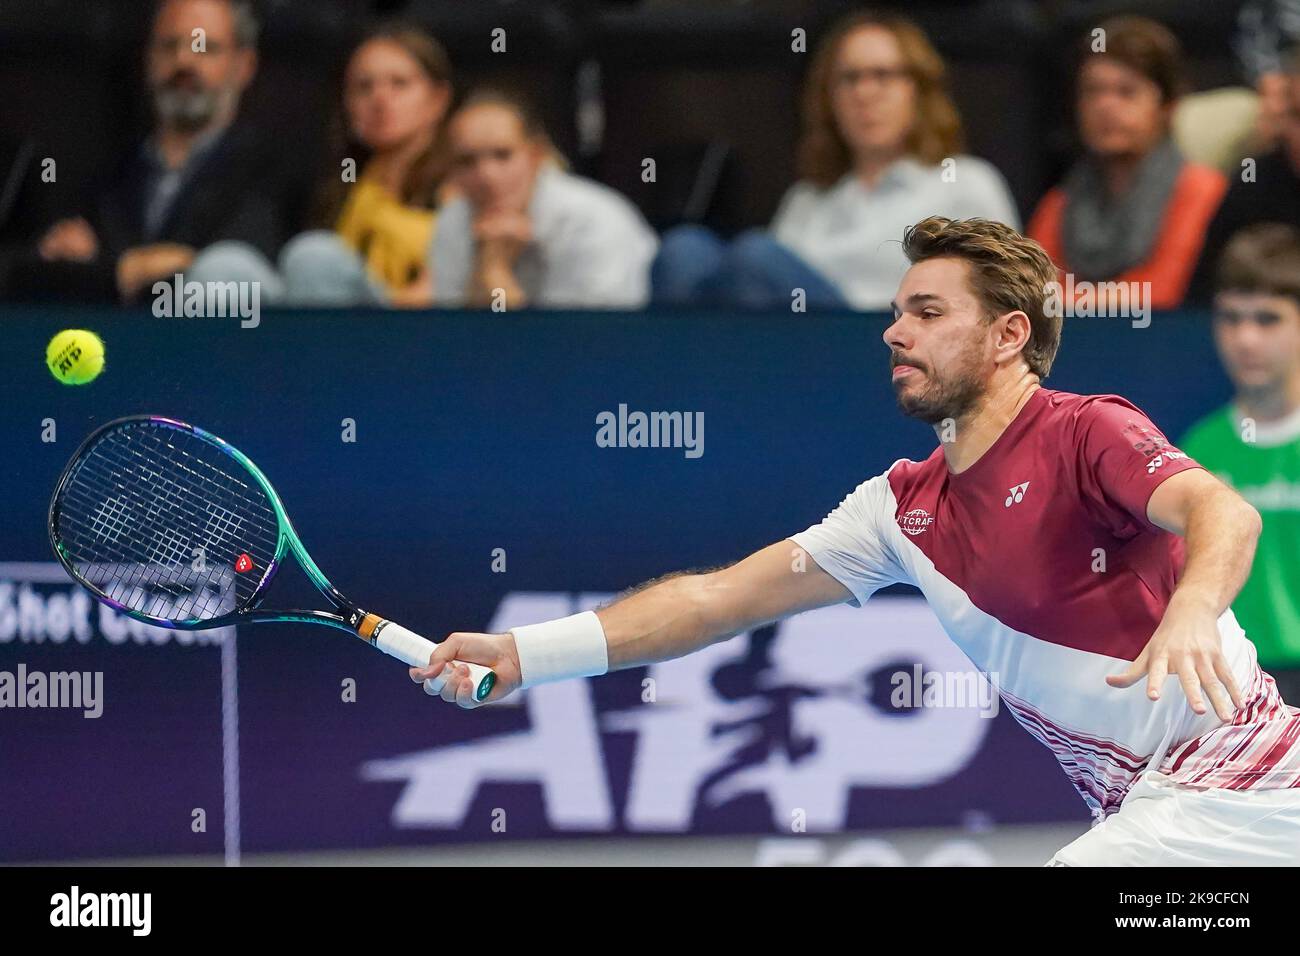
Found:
[49,415,295,628]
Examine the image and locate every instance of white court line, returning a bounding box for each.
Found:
[222,630,242,867]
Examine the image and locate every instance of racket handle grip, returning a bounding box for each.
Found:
[366,617,497,703]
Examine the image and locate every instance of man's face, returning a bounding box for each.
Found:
[1212,291,1300,395]
[148,0,255,132]
[448,104,543,213]
[829,26,917,161]
[885,258,999,424]
[1076,58,1169,159]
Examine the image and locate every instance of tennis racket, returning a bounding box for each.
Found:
[48,415,495,701]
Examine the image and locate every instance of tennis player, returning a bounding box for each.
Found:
[414,216,1300,865]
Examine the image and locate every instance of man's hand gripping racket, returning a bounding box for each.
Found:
[410,631,522,708]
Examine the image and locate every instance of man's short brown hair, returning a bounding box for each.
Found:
[1216,223,1300,304]
[902,216,1064,379]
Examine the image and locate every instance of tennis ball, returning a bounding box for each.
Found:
[46,329,105,385]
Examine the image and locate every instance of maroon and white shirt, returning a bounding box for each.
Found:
[792,387,1300,817]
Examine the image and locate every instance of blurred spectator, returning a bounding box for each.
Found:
[191,23,454,306]
[0,135,63,297]
[1175,0,1300,172]
[1181,223,1300,706]
[1173,88,1261,173]
[651,11,1019,311]
[430,89,658,309]
[1235,0,1300,150]
[1028,16,1226,311]
[16,0,303,304]
[1191,48,1300,305]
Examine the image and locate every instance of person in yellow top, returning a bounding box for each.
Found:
[188,23,453,306]
[333,174,436,297]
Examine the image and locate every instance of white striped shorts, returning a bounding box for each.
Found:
[1046,771,1300,866]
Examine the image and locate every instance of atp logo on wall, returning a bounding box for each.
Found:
[362,593,993,834]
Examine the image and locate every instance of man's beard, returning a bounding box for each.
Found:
[893,355,986,425]
[153,77,227,132]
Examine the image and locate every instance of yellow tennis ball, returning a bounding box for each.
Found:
[46,329,105,385]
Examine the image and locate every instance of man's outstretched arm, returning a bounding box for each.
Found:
[411,540,852,708]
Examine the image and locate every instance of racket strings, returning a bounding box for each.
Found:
[58,451,242,619]
[57,477,248,620]
[60,437,273,619]
[54,422,281,622]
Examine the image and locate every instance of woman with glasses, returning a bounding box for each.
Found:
[651,11,1019,312]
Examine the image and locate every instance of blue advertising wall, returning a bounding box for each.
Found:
[0,307,1231,862]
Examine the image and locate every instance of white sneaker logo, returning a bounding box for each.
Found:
[1004,482,1030,508]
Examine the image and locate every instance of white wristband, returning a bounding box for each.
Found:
[510,611,609,688]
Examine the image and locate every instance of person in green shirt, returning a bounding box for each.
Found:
[1183,222,1300,706]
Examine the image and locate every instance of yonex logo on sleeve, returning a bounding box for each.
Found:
[1145,451,1187,474]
